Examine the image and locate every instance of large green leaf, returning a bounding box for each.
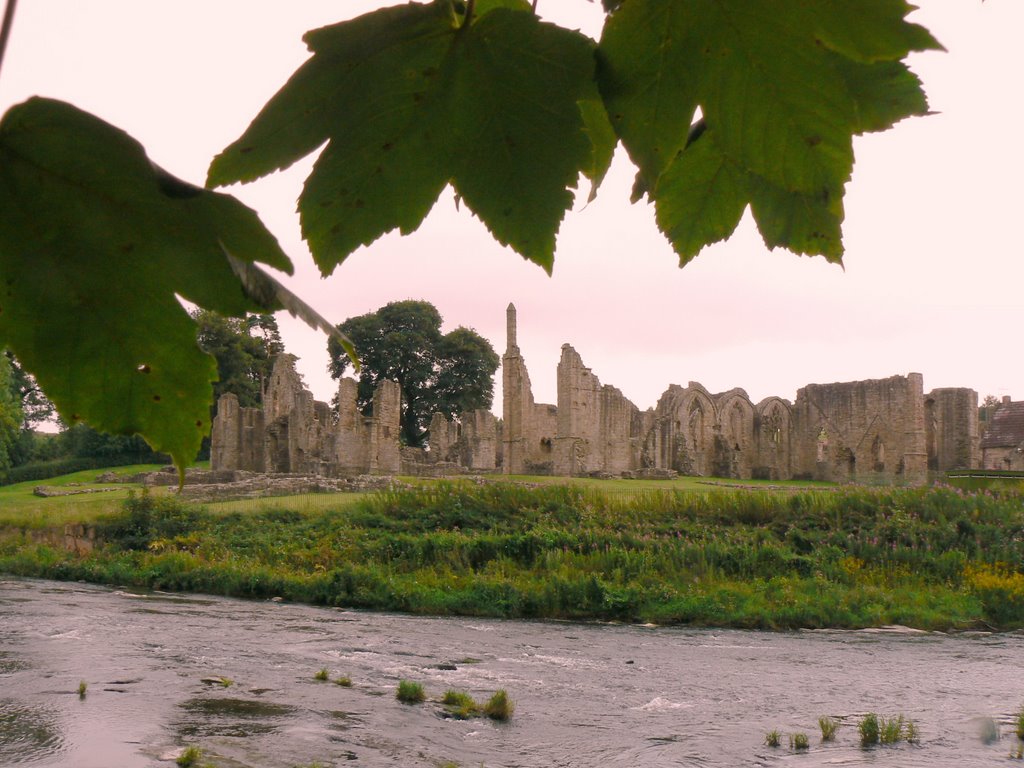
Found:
[599,0,938,263]
[0,98,293,471]
[208,1,599,274]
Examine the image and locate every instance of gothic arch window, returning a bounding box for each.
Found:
[872,435,885,472]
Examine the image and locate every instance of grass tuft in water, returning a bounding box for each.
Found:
[176,745,202,767]
[314,668,330,682]
[442,690,479,719]
[483,689,514,721]
[859,713,880,747]
[396,679,426,704]
[1017,705,1024,740]
[764,729,782,747]
[334,676,352,687]
[818,715,837,742]
[789,732,809,751]
[879,714,905,744]
[77,680,87,699]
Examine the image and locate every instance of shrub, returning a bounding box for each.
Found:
[396,680,425,704]
[764,730,782,748]
[483,689,514,721]
[818,716,837,742]
[859,713,879,746]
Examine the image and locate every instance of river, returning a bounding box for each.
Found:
[1,577,1022,767]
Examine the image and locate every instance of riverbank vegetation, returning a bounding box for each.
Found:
[2,478,1024,630]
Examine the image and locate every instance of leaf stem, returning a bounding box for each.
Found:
[463,0,475,27]
[0,0,18,83]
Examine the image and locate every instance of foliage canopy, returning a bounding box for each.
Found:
[328,300,499,448]
[0,0,940,472]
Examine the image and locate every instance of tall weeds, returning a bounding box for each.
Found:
[3,481,1023,630]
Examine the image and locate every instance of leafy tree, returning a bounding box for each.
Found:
[0,353,23,471]
[193,310,283,410]
[58,423,166,464]
[328,300,499,447]
[0,0,940,470]
[4,352,55,429]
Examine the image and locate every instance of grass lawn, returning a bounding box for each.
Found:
[0,465,168,528]
[0,464,836,530]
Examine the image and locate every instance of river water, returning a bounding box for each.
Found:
[2,577,1022,767]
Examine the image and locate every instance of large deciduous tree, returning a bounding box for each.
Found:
[327,300,498,447]
[193,310,283,410]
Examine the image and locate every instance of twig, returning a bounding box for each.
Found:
[0,0,18,82]
[532,0,539,11]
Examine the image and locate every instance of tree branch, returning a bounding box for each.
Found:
[0,0,18,82]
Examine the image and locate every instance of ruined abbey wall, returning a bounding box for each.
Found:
[211,306,1001,486]
[497,305,986,485]
[212,355,402,477]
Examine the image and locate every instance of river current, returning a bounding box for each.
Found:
[1,577,1022,767]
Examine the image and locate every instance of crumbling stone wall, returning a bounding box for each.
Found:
[212,306,990,486]
[553,344,643,476]
[791,374,928,484]
[502,304,557,475]
[211,356,402,476]
[925,388,980,470]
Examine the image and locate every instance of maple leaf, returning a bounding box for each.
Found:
[208,0,613,274]
[598,0,941,263]
[0,98,293,471]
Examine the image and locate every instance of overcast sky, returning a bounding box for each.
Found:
[1,1,1021,414]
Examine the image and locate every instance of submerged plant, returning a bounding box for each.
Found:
[314,668,330,682]
[904,718,920,744]
[77,680,88,699]
[818,716,838,742]
[483,689,514,721]
[859,713,880,747]
[176,745,202,768]
[396,680,426,704]
[764,730,782,748]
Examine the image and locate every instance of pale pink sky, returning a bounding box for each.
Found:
[2,2,1021,414]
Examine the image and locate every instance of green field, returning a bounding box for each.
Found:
[3,468,1023,631]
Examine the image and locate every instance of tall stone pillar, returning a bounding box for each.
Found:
[902,372,928,485]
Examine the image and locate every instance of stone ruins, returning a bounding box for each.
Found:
[211,304,1018,485]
